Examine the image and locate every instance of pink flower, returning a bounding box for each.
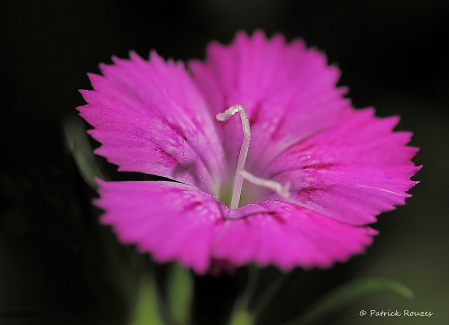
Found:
[77,31,419,274]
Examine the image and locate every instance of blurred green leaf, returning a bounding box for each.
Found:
[130,275,164,325]
[168,263,193,325]
[63,116,108,188]
[283,277,413,325]
[229,309,253,325]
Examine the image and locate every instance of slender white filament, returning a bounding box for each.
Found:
[239,170,291,198]
[216,105,250,209]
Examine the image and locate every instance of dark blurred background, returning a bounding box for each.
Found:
[1,0,448,324]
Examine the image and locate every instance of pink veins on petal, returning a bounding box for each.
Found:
[77,30,420,274]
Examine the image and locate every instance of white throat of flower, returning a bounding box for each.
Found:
[217,105,290,209]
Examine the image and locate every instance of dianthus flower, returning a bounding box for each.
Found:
[78,31,419,274]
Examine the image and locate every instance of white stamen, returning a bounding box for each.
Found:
[239,170,291,199]
[216,105,251,209]
[217,105,291,208]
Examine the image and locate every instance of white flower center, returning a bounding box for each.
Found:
[216,105,290,209]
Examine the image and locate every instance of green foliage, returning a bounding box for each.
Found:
[168,263,193,325]
[284,277,413,325]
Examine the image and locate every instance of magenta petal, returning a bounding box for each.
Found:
[266,108,420,225]
[213,201,377,270]
[78,52,225,192]
[189,30,349,173]
[95,179,224,274]
[95,179,377,272]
